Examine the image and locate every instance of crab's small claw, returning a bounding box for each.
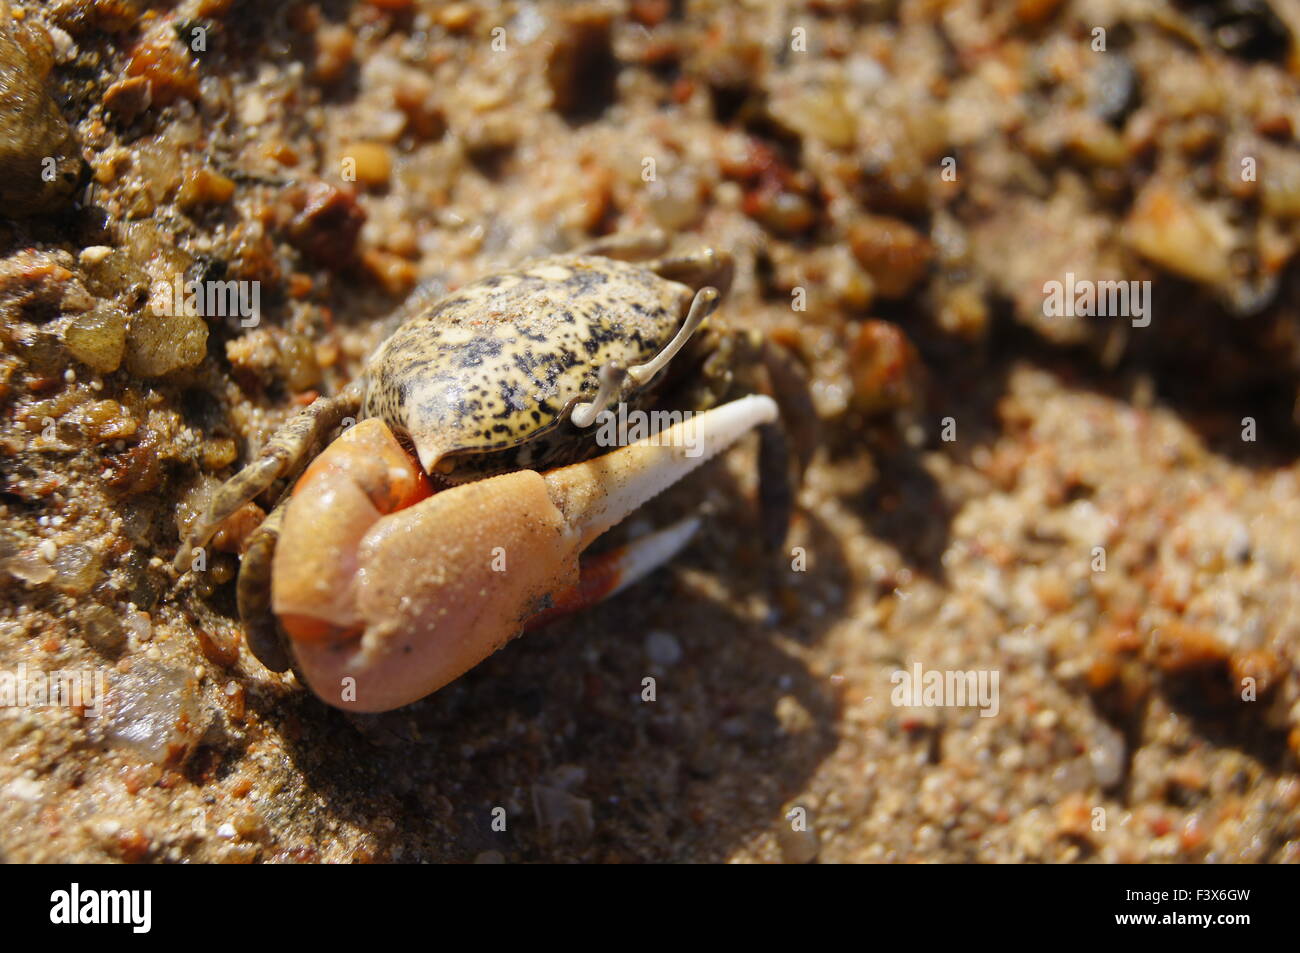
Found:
[274,395,778,711]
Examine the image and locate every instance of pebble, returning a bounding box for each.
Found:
[78,603,126,656]
[79,246,114,266]
[644,630,683,667]
[238,90,269,125]
[104,663,203,764]
[124,311,208,377]
[5,778,43,803]
[776,808,820,864]
[531,784,594,842]
[3,550,55,586]
[1089,719,1126,790]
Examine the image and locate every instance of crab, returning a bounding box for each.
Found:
[176,234,815,712]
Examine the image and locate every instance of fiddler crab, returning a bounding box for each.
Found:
[176,234,814,712]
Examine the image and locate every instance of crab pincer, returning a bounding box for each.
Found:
[272,395,777,712]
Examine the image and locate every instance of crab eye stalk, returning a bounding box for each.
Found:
[571,361,628,428]
[626,286,718,385]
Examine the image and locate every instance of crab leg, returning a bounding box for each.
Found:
[174,383,363,571]
[273,395,777,711]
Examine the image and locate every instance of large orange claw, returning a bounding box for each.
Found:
[271,395,778,711]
